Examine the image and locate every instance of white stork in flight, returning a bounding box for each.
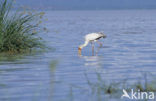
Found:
[78,32,106,56]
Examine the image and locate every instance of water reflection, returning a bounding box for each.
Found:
[64,72,156,101]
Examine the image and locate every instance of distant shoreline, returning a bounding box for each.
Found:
[13,7,156,11]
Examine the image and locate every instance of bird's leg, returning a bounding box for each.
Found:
[96,41,103,55]
[96,47,100,56]
[91,42,94,56]
[97,41,103,47]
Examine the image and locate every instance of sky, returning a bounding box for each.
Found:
[15,0,156,10]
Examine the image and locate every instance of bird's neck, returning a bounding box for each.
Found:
[80,40,89,49]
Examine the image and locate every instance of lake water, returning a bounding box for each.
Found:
[0,10,156,101]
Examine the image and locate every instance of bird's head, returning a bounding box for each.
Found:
[103,34,106,38]
[98,32,106,38]
[78,46,82,55]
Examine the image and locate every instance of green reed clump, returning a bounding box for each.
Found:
[0,0,45,53]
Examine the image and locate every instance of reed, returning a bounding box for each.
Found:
[0,0,45,53]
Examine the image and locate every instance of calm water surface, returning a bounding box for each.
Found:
[0,10,156,101]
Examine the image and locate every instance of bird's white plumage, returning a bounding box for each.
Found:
[85,33,103,41]
[79,32,106,49]
[78,32,106,55]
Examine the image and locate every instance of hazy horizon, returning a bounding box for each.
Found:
[14,0,156,10]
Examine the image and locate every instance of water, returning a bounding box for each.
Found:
[0,10,156,101]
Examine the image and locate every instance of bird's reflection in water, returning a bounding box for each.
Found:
[78,45,110,73]
[78,46,102,67]
[80,55,105,73]
[83,56,101,66]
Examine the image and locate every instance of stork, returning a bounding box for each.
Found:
[78,32,106,56]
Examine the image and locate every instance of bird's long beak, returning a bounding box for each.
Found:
[78,47,82,55]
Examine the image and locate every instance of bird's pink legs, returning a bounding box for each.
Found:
[96,41,103,55]
[91,41,103,56]
[97,41,103,47]
[96,47,100,56]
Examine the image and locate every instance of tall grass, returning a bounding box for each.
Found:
[0,0,45,53]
